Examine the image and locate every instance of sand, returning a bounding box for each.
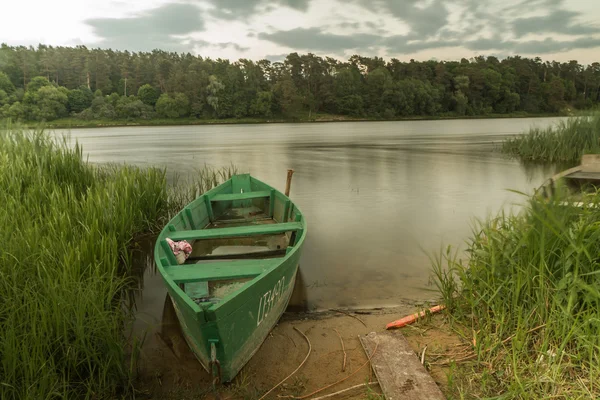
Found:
[134,300,462,400]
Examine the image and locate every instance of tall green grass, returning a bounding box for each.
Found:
[502,113,600,163]
[432,186,600,398]
[169,164,238,210]
[0,125,234,399]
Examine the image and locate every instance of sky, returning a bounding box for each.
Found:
[1,0,599,63]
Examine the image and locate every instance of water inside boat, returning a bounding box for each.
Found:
[177,204,293,306]
[157,173,305,318]
[561,172,600,194]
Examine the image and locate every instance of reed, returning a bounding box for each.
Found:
[432,187,600,398]
[169,163,238,210]
[502,112,600,163]
[0,124,234,399]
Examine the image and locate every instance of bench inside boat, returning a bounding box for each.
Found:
[156,174,304,307]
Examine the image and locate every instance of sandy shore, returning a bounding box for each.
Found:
[134,298,460,399]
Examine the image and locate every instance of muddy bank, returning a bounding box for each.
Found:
[128,238,460,399]
[133,298,460,400]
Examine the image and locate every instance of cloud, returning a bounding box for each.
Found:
[215,42,250,52]
[338,22,360,29]
[207,0,312,20]
[382,34,600,56]
[278,0,312,11]
[79,0,600,61]
[190,39,250,53]
[382,36,459,53]
[463,37,505,51]
[370,0,600,57]
[511,37,600,54]
[513,10,600,36]
[352,0,448,38]
[208,0,262,20]
[258,27,380,53]
[264,53,289,62]
[86,3,204,52]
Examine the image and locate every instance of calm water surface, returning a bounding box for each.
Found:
[58,118,564,311]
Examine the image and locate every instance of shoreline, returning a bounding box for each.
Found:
[25,112,568,130]
[135,300,458,399]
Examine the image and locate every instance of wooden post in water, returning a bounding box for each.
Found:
[285,169,294,197]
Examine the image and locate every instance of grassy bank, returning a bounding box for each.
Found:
[25,111,566,130]
[432,187,600,398]
[0,124,232,399]
[502,112,600,163]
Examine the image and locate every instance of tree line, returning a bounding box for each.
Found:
[0,43,599,122]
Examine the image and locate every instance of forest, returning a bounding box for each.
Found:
[0,43,599,123]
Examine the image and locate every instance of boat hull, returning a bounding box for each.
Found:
[538,154,600,200]
[166,257,300,382]
[154,174,306,382]
[154,174,307,383]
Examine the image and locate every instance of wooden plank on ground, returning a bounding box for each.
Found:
[360,331,446,400]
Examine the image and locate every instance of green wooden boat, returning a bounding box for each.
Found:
[537,154,600,207]
[154,173,306,383]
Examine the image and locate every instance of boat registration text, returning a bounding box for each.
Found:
[256,276,288,326]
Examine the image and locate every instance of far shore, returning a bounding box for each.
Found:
[23,111,570,130]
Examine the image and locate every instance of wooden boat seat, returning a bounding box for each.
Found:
[167,222,302,241]
[164,259,278,283]
[564,171,600,180]
[211,190,272,202]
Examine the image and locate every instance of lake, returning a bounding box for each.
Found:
[58,117,564,311]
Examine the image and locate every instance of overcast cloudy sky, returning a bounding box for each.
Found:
[1,0,599,63]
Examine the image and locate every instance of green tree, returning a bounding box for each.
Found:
[482,68,503,110]
[67,87,93,113]
[495,90,520,113]
[364,67,392,115]
[7,102,25,120]
[107,92,120,107]
[274,73,302,116]
[452,91,468,115]
[172,93,189,117]
[250,91,274,117]
[0,45,598,120]
[0,104,9,118]
[190,100,205,118]
[115,96,153,119]
[384,81,412,116]
[0,72,15,95]
[0,90,8,106]
[137,84,159,106]
[29,85,68,121]
[542,76,566,112]
[26,76,51,93]
[206,75,224,117]
[334,67,362,98]
[12,88,24,103]
[79,95,116,120]
[336,94,364,116]
[155,94,176,118]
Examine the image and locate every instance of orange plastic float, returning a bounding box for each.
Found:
[386,305,446,329]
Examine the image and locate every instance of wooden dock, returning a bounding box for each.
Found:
[360,331,446,400]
